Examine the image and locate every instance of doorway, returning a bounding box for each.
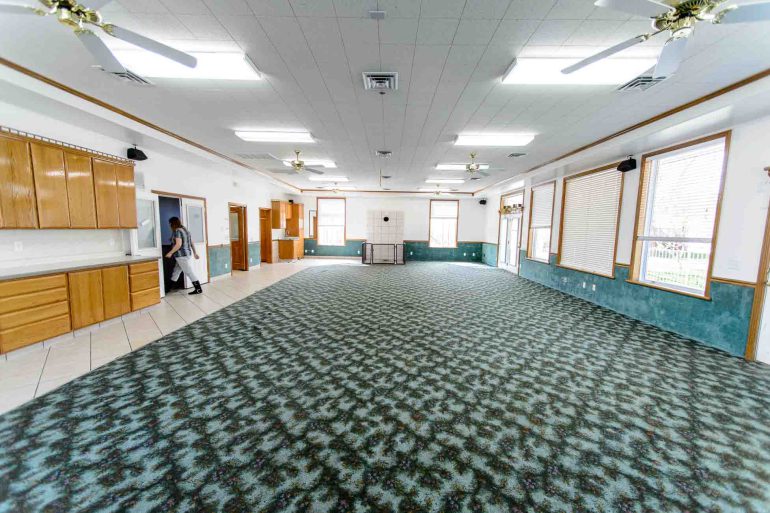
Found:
[154,190,210,292]
[259,208,273,263]
[748,194,770,362]
[498,190,525,273]
[229,203,248,271]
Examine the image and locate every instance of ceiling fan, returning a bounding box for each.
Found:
[0,0,197,73]
[273,150,325,175]
[457,152,505,180]
[563,0,770,78]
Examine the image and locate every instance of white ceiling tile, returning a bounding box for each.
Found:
[379,18,419,45]
[504,0,557,19]
[461,0,513,20]
[416,18,460,45]
[490,19,540,46]
[176,15,233,40]
[453,19,501,45]
[527,20,581,45]
[298,18,347,62]
[289,0,336,17]
[121,14,196,40]
[332,0,378,18]
[245,0,293,16]
[564,20,625,46]
[161,0,210,14]
[118,0,170,13]
[442,45,488,82]
[420,0,466,19]
[203,0,253,15]
[376,0,422,18]
[338,18,379,46]
[546,0,597,20]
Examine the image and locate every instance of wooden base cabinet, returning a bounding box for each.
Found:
[102,266,131,320]
[129,261,160,311]
[68,270,105,330]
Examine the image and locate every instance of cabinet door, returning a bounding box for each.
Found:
[102,266,130,320]
[116,164,137,228]
[68,270,104,329]
[65,152,97,228]
[0,135,38,228]
[93,159,120,228]
[30,143,70,228]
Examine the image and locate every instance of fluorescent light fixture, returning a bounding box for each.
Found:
[283,160,337,168]
[308,175,349,182]
[235,131,315,143]
[435,163,489,171]
[502,57,657,85]
[112,50,262,80]
[426,179,465,184]
[455,133,535,147]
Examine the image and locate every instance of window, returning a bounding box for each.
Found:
[429,200,458,248]
[527,182,554,262]
[631,134,728,296]
[558,166,623,277]
[317,197,346,246]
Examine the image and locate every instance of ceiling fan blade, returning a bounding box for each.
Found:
[562,34,649,74]
[594,0,671,18]
[654,36,688,78]
[306,168,324,175]
[76,30,126,73]
[0,3,38,14]
[103,24,197,68]
[719,2,770,23]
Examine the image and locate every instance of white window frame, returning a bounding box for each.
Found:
[527,182,555,263]
[317,197,346,247]
[429,199,459,248]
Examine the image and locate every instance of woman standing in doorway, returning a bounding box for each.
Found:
[165,216,203,295]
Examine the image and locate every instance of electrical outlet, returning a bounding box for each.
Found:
[472,253,476,257]
[463,252,467,256]
[225,263,229,269]
[591,284,596,291]
[357,250,361,255]
[13,241,22,252]
[410,251,413,255]
[304,250,307,254]
[311,250,315,254]
[582,281,586,288]
[562,277,567,283]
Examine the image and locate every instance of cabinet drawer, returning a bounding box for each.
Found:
[129,270,159,292]
[0,286,68,315]
[0,301,69,330]
[0,314,71,354]
[0,274,66,297]
[129,260,158,275]
[131,287,160,311]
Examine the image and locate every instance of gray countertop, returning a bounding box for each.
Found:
[0,255,160,281]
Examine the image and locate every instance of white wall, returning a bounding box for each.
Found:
[301,195,489,242]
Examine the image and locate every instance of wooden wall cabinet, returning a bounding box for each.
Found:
[92,159,120,229]
[102,266,131,320]
[0,134,38,228]
[68,270,105,330]
[271,200,286,229]
[116,164,137,228]
[30,143,70,229]
[64,152,97,228]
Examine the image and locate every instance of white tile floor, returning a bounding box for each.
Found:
[0,258,361,415]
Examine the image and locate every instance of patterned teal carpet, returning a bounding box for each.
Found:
[1,263,770,513]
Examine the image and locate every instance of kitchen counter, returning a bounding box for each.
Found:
[0,255,160,281]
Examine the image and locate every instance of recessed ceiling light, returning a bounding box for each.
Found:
[435,163,490,171]
[112,50,262,80]
[308,175,349,182]
[284,159,337,168]
[235,131,314,143]
[502,57,657,85]
[455,133,535,147]
[426,179,465,184]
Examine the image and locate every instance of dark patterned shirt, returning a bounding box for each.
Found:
[172,228,192,257]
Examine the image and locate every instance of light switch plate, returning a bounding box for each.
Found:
[13,241,22,252]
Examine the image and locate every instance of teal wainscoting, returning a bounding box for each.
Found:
[304,239,364,257]
[518,251,753,356]
[208,245,232,278]
[247,242,261,268]
[404,241,482,262]
[482,243,498,267]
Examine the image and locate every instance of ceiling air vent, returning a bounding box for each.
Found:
[618,74,666,92]
[363,72,398,92]
[99,68,152,86]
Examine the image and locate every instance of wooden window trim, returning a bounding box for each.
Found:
[556,163,624,279]
[526,180,556,264]
[429,199,459,249]
[628,131,731,300]
[316,196,346,247]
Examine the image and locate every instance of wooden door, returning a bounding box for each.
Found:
[229,205,246,271]
[30,143,70,228]
[260,208,272,263]
[116,164,137,228]
[0,135,38,228]
[101,266,131,320]
[92,159,120,228]
[64,152,97,228]
[68,270,105,329]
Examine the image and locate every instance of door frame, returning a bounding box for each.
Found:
[259,208,273,263]
[496,189,525,273]
[151,189,210,282]
[745,192,770,360]
[228,202,248,271]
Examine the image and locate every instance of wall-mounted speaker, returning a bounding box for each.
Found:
[479,199,487,205]
[127,145,147,161]
[617,156,637,173]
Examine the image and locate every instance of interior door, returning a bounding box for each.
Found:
[229,206,244,271]
[181,197,208,286]
[508,215,521,272]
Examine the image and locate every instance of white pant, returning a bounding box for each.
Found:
[171,256,199,283]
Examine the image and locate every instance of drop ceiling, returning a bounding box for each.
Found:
[0,0,768,193]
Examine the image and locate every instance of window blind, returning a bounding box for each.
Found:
[530,184,554,228]
[318,198,346,246]
[559,168,622,276]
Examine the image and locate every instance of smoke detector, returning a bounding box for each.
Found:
[363,72,398,92]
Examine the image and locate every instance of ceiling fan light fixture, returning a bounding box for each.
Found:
[455,133,535,147]
[503,57,657,85]
[283,159,336,168]
[112,50,261,80]
[235,130,315,143]
[436,163,490,171]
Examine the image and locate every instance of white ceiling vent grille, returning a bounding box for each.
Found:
[363,72,398,92]
[99,67,152,86]
[617,74,666,92]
